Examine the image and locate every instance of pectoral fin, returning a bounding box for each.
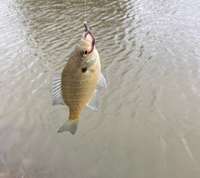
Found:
[87,73,107,111]
[52,73,65,105]
[97,73,107,89]
[87,89,99,111]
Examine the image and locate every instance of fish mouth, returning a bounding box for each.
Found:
[83,22,96,54]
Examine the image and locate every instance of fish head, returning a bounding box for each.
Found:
[77,29,96,64]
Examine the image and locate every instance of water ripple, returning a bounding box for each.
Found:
[0,0,200,177]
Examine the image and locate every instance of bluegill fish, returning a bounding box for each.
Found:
[52,22,107,135]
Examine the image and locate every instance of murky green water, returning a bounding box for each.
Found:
[0,0,200,177]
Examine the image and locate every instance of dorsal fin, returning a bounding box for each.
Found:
[52,73,65,105]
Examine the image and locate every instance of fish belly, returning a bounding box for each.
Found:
[62,69,99,120]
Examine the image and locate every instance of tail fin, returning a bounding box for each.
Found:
[57,119,79,135]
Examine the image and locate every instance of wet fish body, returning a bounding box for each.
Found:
[52,23,107,134]
[61,49,101,119]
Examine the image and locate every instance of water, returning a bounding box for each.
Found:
[0,0,200,177]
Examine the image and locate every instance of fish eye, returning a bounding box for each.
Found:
[82,67,87,73]
[84,50,88,55]
[80,50,88,57]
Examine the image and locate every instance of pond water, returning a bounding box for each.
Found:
[0,0,200,177]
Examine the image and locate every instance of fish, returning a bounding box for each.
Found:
[52,22,107,135]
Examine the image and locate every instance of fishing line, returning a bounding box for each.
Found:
[84,0,87,23]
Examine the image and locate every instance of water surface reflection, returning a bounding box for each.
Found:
[0,0,200,177]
